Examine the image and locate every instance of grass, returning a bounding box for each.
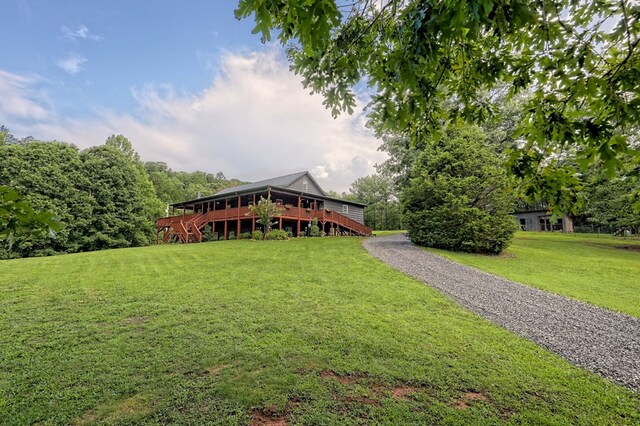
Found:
[427,232,640,318]
[0,238,638,425]
[372,230,405,236]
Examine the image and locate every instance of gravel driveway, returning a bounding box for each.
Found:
[364,233,640,392]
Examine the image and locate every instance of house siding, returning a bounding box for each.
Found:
[286,174,324,196]
[514,211,573,232]
[324,199,365,225]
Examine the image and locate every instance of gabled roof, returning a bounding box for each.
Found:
[170,171,366,208]
[214,171,325,196]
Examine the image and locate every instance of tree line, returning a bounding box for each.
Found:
[0,130,243,259]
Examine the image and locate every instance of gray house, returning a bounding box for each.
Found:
[157,171,371,242]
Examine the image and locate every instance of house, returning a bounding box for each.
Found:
[513,202,574,233]
[156,171,372,243]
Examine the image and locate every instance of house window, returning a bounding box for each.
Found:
[342,204,349,214]
[302,178,308,191]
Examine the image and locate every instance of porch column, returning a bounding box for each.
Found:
[279,217,283,230]
[212,201,216,239]
[297,195,301,237]
[224,220,228,240]
[237,195,241,237]
[252,193,256,232]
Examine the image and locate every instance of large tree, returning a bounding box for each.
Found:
[80,139,163,251]
[236,0,640,212]
[402,124,518,254]
[348,174,401,230]
[0,139,93,257]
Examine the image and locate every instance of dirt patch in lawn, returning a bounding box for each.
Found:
[250,407,287,426]
[122,316,149,324]
[203,364,230,376]
[452,391,491,410]
[390,386,420,401]
[320,370,368,385]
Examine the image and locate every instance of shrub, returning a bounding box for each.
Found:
[265,229,289,240]
[238,232,251,240]
[310,218,321,237]
[251,230,263,240]
[228,235,236,240]
[202,225,213,242]
[402,124,518,254]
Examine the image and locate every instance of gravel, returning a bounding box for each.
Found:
[363,233,640,392]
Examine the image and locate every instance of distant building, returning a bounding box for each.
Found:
[157,171,371,243]
[513,202,574,232]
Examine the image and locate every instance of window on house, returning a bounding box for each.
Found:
[302,178,308,191]
[342,204,349,214]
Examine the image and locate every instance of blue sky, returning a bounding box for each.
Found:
[1,0,384,191]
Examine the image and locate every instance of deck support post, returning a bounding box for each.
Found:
[237,195,241,237]
[252,194,256,232]
[297,195,301,237]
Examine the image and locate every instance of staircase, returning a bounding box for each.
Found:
[315,210,372,236]
[157,212,207,243]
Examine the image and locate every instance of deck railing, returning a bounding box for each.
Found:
[157,206,372,241]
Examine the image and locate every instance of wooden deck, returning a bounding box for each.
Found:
[156,206,372,243]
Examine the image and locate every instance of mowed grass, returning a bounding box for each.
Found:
[428,232,640,318]
[0,238,638,425]
[372,230,406,236]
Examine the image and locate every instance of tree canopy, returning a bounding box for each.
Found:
[236,0,640,212]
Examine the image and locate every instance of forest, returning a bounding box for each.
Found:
[0,130,244,259]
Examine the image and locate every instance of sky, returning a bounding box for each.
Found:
[1,0,386,192]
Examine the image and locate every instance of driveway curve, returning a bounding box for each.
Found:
[364,233,640,392]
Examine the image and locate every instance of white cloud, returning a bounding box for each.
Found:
[56,55,87,75]
[0,70,50,120]
[3,50,386,192]
[61,25,102,42]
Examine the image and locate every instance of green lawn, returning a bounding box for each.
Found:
[372,230,406,236]
[0,238,638,425]
[428,232,640,318]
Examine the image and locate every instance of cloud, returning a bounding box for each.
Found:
[0,70,50,121]
[61,25,102,42]
[56,55,87,75]
[3,49,386,192]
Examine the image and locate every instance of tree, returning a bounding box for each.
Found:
[349,174,401,230]
[578,158,640,233]
[247,196,283,236]
[236,0,640,212]
[80,142,163,251]
[0,139,93,257]
[0,186,61,255]
[401,125,518,254]
[144,161,245,205]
